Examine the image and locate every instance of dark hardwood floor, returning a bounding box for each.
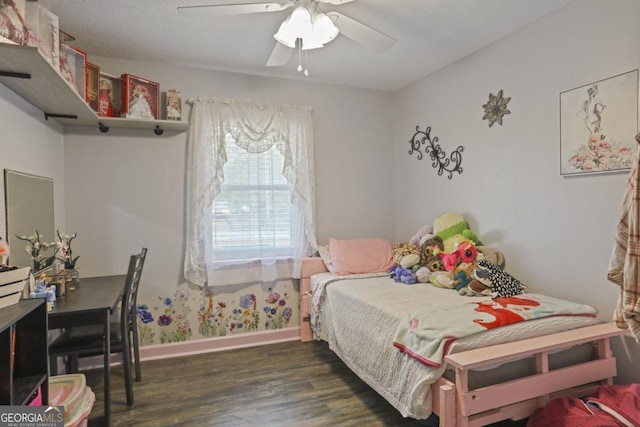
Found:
[83,340,527,427]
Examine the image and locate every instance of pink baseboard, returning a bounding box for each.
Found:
[139,327,300,361]
[72,327,301,372]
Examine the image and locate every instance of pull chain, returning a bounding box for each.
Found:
[296,39,309,77]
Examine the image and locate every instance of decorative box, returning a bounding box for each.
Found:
[59,43,86,99]
[24,2,59,69]
[85,62,100,111]
[0,0,37,46]
[165,89,182,121]
[98,72,121,117]
[0,266,30,310]
[121,73,160,120]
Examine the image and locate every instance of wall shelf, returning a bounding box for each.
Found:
[0,43,188,135]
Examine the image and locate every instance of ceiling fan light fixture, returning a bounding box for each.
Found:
[302,12,338,50]
[313,12,339,43]
[274,5,312,47]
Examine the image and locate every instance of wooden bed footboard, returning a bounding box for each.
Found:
[438,322,628,427]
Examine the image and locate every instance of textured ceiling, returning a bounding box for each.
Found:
[48,0,574,92]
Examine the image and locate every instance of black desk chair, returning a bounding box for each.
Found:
[49,248,147,406]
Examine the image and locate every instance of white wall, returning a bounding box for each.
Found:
[392,0,640,382]
[0,85,65,249]
[62,60,394,342]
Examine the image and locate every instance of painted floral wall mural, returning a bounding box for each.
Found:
[135,281,297,345]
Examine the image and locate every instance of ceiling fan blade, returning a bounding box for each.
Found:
[266,42,294,67]
[319,0,355,4]
[327,11,395,53]
[177,2,291,17]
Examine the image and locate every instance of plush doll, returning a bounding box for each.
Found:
[390,266,417,284]
[432,242,480,289]
[399,268,417,285]
[415,267,431,283]
[391,242,420,266]
[437,240,478,272]
[409,225,435,248]
[476,245,505,269]
[463,259,527,298]
[430,271,454,288]
[458,278,493,296]
[400,253,420,269]
[433,212,479,254]
[419,236,444,266]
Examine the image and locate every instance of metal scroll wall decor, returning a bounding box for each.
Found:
[408,125,463,179]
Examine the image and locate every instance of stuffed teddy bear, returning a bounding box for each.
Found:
[433,212,479,254]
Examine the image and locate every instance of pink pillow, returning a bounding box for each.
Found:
[316,244,335,273]
[329,238,393,275]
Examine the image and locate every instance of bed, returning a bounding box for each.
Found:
[299,256,628,427]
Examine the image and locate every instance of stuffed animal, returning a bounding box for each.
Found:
[438,240,478,272]
[458,278,493,296]
[415,267,431,283]
[464,259,527,298]
[433,212,479,254]
[391,242,420,266]
[476,245,505,269]
[432,242,480,289]
[409,225,435,248]
[390,266,417,284]
[419,236,444,266]
[400,253,420,269]
[399,268,417,285]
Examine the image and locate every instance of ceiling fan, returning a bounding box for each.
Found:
[177,0,396,69]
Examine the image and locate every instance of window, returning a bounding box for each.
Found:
[184,98,317,287]
[209,140,297,262]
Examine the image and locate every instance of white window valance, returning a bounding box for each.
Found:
[184,97,317,287]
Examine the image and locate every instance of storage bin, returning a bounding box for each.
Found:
[49,374,95,427]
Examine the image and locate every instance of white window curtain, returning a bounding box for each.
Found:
[184,97,317,287]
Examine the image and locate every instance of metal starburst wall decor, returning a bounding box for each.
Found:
[408,125,463,179]
[482,89,511,127]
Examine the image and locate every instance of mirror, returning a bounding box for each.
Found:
[4,170,55,271]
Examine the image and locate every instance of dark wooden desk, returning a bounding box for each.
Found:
[48,275,125,426]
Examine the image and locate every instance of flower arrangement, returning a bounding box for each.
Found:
[55,230,79,270]
[15,231,55,272]
[568,132,633,172]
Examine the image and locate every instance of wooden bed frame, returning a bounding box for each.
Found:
[299,257,628,427]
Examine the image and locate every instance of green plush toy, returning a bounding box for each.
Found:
[433,212,479,254]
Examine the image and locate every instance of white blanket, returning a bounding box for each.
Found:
[310,273,601,419]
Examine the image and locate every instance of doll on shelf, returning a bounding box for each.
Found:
[98,78,115,117]
[127,84,155,119]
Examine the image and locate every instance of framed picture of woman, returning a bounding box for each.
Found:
[560,70,638,176]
